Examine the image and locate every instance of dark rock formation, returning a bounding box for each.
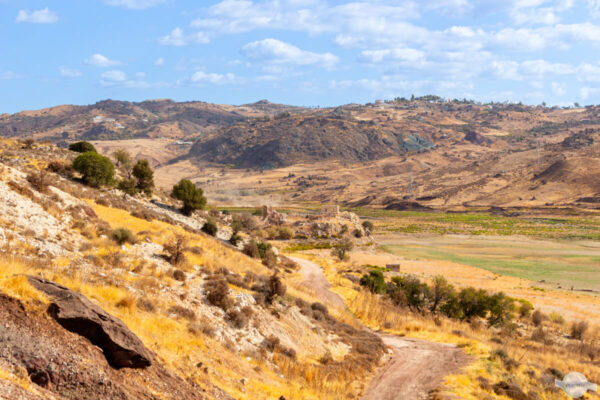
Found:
[27,276,152,369]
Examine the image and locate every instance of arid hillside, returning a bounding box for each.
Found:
[186,111,434,168]
[0,139,386,400]
[5,98,600,208]
[0,99,306,142]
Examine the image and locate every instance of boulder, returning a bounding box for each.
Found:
[27,276,152,369]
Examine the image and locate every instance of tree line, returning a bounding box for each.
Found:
[68,141,206,215]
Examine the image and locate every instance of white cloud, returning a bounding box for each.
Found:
[190,0,418,38]
[358,48,428,68]
[578,63,600,82]
[186,71,239,85]
[242,38,338,69]
[16,8,58,24]
[84,54,122,68]
[154,57,165,66]
[60,67,82,78]
[101,70,127,82]
[103,0,166,9]
[158,28,209,46]
[0,71,23,80]
[580,86,600,100]
[100,70,155,88]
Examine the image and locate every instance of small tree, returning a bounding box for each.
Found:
[429,276,455,313]
[487,292,515,327]
[331,237,353,261]
[458,287,490,321]
[117,177,138,196]
[132,159,154,196]
[72,152,115,187]
[69,141,97,153]
[113,148,131,168]
[171,179,206,216]
[361,220,374,233]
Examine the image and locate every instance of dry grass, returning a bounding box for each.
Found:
[0,200,384,400]
[299,252,600,400]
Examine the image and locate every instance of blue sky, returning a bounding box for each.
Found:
[2,0,600,113]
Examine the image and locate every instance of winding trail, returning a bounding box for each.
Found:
[289,256,470,400]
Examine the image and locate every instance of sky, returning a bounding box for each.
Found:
[2,0,600,113]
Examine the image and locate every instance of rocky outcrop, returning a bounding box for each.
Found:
[27,277,153,369]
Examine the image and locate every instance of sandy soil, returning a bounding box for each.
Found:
[290,256,470,400]
[361,335,468,400]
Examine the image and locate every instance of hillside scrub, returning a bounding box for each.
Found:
[360,270,517,327]
[132,159,154,196]
[72,151,115,187]
[68,141,97,153]
[171,179,206,216]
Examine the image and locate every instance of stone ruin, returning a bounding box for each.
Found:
[262,205,286,225]
[320,205,339,218]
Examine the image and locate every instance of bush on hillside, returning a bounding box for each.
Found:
[132,159,154,196]
[360,270,386,294]
[205,278,234,311]
[69,141,96,153]
[26,169,51,193]
[72,152,115,187]
[110,228,137,245]
[171,179,206,216]
[243,241,260,258]
[331,237,353,261]
[117,177,138,196]
[361,220,374,233]
[163,235,188,266]
[201,220,218,236]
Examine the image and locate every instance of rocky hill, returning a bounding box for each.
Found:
[0,139,385,400]
[186,111,435,168]
[0,99,305,142]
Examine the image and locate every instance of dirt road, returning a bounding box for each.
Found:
[290,256,470,400]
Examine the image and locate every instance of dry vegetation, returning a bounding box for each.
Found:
[0,139,387,400]
[291,251,600,399]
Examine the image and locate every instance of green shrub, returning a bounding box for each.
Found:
[487,292,515,327]
[362,220,374,233]
[132,159,154,196]
[429,276,455,313]
[72,152,115,187]
[172,179,206,216]
[69,141,96,153]
[202,221,218,236]
[117,177,138,196]
[360,270,386,294]
[390,275,430,312]
[458,287,490,320]
[111,228,136,245]
[257,242,272,259]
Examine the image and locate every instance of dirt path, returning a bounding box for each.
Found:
[290,256,470,400]
[291,256,346,308]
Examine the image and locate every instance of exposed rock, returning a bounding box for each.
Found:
[464,129,493,146]
[384,201,433,211]
[27,277,153,369]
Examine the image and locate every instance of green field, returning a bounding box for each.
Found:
[349,207,600,240]
[380,235,600,291]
